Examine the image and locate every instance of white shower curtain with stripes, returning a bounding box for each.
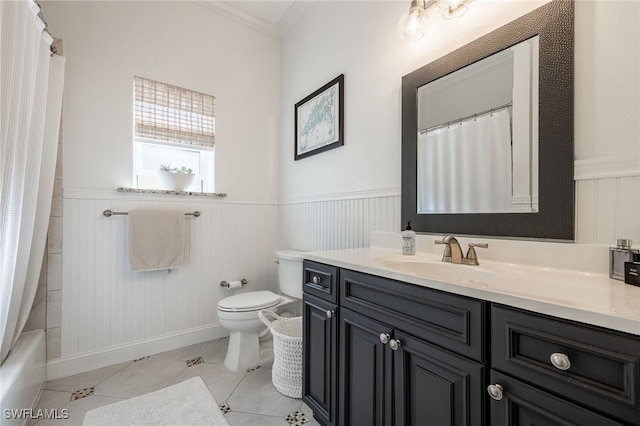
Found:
[1,0,65,363]
[417,108,512,214]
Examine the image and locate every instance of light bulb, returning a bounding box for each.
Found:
[398,3,430,42]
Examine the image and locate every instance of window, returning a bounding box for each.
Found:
[133,75,215,192]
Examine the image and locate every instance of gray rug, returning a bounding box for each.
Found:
[82,377,229,426]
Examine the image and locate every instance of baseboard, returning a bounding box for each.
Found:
[46,324,228,381]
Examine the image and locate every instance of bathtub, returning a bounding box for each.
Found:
[0,330,46,426]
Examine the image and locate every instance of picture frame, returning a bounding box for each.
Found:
[294,74,344,160]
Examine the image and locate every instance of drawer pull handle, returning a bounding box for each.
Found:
[311,275,322,284]
[487,384,504,401]
[550,353,571,371]
[389,339,401,351]
[326,310,335,319]
[380,333,390,344]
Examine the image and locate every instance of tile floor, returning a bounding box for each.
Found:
[32,338,321,426]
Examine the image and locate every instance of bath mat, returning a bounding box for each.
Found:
[82,377,228,426]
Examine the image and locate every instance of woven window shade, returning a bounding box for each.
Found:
[134,75,215,148]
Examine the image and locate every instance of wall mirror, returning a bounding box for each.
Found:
[401,0,574,240]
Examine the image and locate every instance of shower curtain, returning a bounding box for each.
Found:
[417,108,512,214]
[1,0,65,364]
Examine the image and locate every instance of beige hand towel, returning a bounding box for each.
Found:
[128,209,185,272]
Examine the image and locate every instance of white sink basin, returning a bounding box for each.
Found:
[382,258,498,283]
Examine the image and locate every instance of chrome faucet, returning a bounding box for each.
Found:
[435,236,488,266]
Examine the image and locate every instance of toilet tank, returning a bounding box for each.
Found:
[275,249,304,299]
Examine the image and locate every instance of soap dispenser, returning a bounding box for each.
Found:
[402,220,416,255]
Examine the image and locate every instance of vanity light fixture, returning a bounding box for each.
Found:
[398,0,475,41]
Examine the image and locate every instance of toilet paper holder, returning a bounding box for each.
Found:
[220,278,248,287]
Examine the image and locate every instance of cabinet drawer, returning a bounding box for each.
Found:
[489,370,627,426]
[492,305,640,425]
[303,260,338,303]
[340,268,486,362]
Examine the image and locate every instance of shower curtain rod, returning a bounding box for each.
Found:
[419,102,512,134]
[33,0,56,53]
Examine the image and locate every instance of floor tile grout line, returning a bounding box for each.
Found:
[155,362,191,394]
[221,370,250,403]
[44,360,134,394]
[90,360,134,390]
[148,339,220,362]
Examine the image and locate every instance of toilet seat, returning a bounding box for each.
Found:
[218,291,282,313]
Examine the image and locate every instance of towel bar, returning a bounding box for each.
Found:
[103,209,200,217]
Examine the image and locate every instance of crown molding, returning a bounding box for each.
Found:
[194,1,279,39]
[277,0,314,37]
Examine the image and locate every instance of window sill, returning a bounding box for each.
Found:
[117,187,227,198]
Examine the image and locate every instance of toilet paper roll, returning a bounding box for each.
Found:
[227,280,243,289]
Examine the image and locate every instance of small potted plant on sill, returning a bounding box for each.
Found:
[157,164,195,191]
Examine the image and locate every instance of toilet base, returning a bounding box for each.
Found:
[223,330,273,372]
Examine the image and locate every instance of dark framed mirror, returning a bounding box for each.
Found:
[401,0,574,240]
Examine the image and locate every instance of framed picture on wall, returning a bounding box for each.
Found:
[294,74,344,160]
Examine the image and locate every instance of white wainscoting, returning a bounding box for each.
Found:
[278,154,640,251]
[575,154,640,245]
[279,188,401,252]
[59,189,279,376]
[55,157,638,377]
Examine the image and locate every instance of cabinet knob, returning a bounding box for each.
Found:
[550,352,571,370]
[380,333,390,344]
[326,310,335,319]
[389,339,401,351]
[311,275,322,284]
[487,384,504,401]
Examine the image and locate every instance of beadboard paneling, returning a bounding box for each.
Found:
[280,172,639,251]
[279,194,401,252]
[576,175,640,244]
[61,194,278,357]
[60,169,637,359]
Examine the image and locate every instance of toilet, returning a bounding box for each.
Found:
[217,249,303,372]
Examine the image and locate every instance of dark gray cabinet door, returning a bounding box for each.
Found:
[393,331,485,426]
[303,293,338,426]
[339,308,393,426]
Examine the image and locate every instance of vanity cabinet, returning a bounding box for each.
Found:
[303,261,640,425]
[490,305,640,426]
[303,261,486,426]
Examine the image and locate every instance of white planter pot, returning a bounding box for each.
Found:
[157,171,196,191]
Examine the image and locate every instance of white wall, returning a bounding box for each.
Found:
[279,0,640,250]
[43,0,280,198]
[574,0,639,160]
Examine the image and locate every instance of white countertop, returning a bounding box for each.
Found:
[303,246,640,336]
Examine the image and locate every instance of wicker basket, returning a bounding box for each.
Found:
[259,310,303,398]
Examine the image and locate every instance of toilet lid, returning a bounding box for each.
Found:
[218,291,282,312]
